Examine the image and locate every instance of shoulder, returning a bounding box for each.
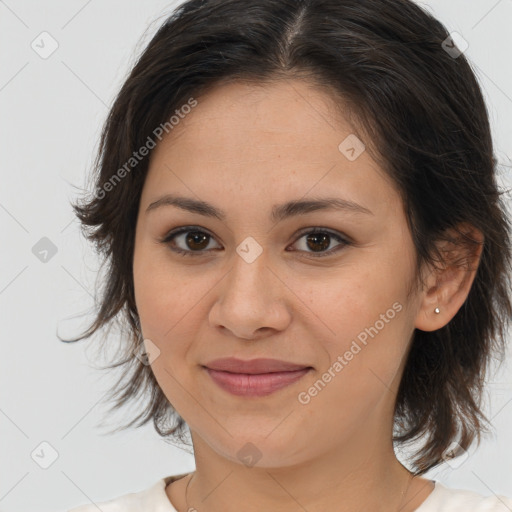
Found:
[417,481,512,512]
[66,473,188,512]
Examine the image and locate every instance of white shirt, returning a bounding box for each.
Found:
[67,473,512,511]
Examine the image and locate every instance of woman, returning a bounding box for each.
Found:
[63,0,512,510]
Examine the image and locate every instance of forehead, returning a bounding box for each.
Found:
[143,79,400,220]
[153,79,355,161]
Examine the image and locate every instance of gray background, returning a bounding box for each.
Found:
[1,1,511,510]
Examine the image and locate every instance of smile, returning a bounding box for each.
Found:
[203,367,312,397]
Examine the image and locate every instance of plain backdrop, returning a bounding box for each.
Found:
[1,1,511,511]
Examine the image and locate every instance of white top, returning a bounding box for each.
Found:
[67,473,512,511]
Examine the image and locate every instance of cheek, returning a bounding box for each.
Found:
[133,237,188,314]
[297,311,409,439]
[133,244,183,344]
[309,270,398,344]
[132,246,216,366]
[308,266,410,391]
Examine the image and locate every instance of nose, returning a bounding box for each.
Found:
[208,246,292,340]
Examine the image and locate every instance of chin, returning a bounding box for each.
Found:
[196,425,310,469]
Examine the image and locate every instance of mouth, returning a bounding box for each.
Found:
[202,358,313,397]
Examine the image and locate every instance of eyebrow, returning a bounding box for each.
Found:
[145,193,373,222]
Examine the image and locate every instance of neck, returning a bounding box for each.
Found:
[184,426,416,512]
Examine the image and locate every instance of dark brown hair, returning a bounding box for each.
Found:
[60,0,512,474]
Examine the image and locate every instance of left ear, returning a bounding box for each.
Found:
[414,222,484,332]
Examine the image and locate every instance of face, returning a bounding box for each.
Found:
[133,79,422,468]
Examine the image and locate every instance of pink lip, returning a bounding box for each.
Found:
[204,368,311,396]
[204,357,310,374]
[203,358,312,397]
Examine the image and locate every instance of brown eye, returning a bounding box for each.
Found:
[289,229,349,258]
[305,232,331,252]
[161,227,221,257]
[184,231,210,250]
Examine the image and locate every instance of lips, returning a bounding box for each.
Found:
[203,357,310,374]
[202,358,313,397]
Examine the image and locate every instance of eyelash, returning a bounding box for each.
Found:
[159,226,351,259]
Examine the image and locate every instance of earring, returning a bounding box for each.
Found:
[434,307,440,314]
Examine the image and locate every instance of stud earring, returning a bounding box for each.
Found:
[434,307,440,314]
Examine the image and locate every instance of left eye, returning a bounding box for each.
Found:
[160,227,350,258]
[290,229,349,257]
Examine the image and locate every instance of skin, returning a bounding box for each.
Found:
[132,79,483,512]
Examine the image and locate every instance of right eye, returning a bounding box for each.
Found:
[160,226,222,257]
